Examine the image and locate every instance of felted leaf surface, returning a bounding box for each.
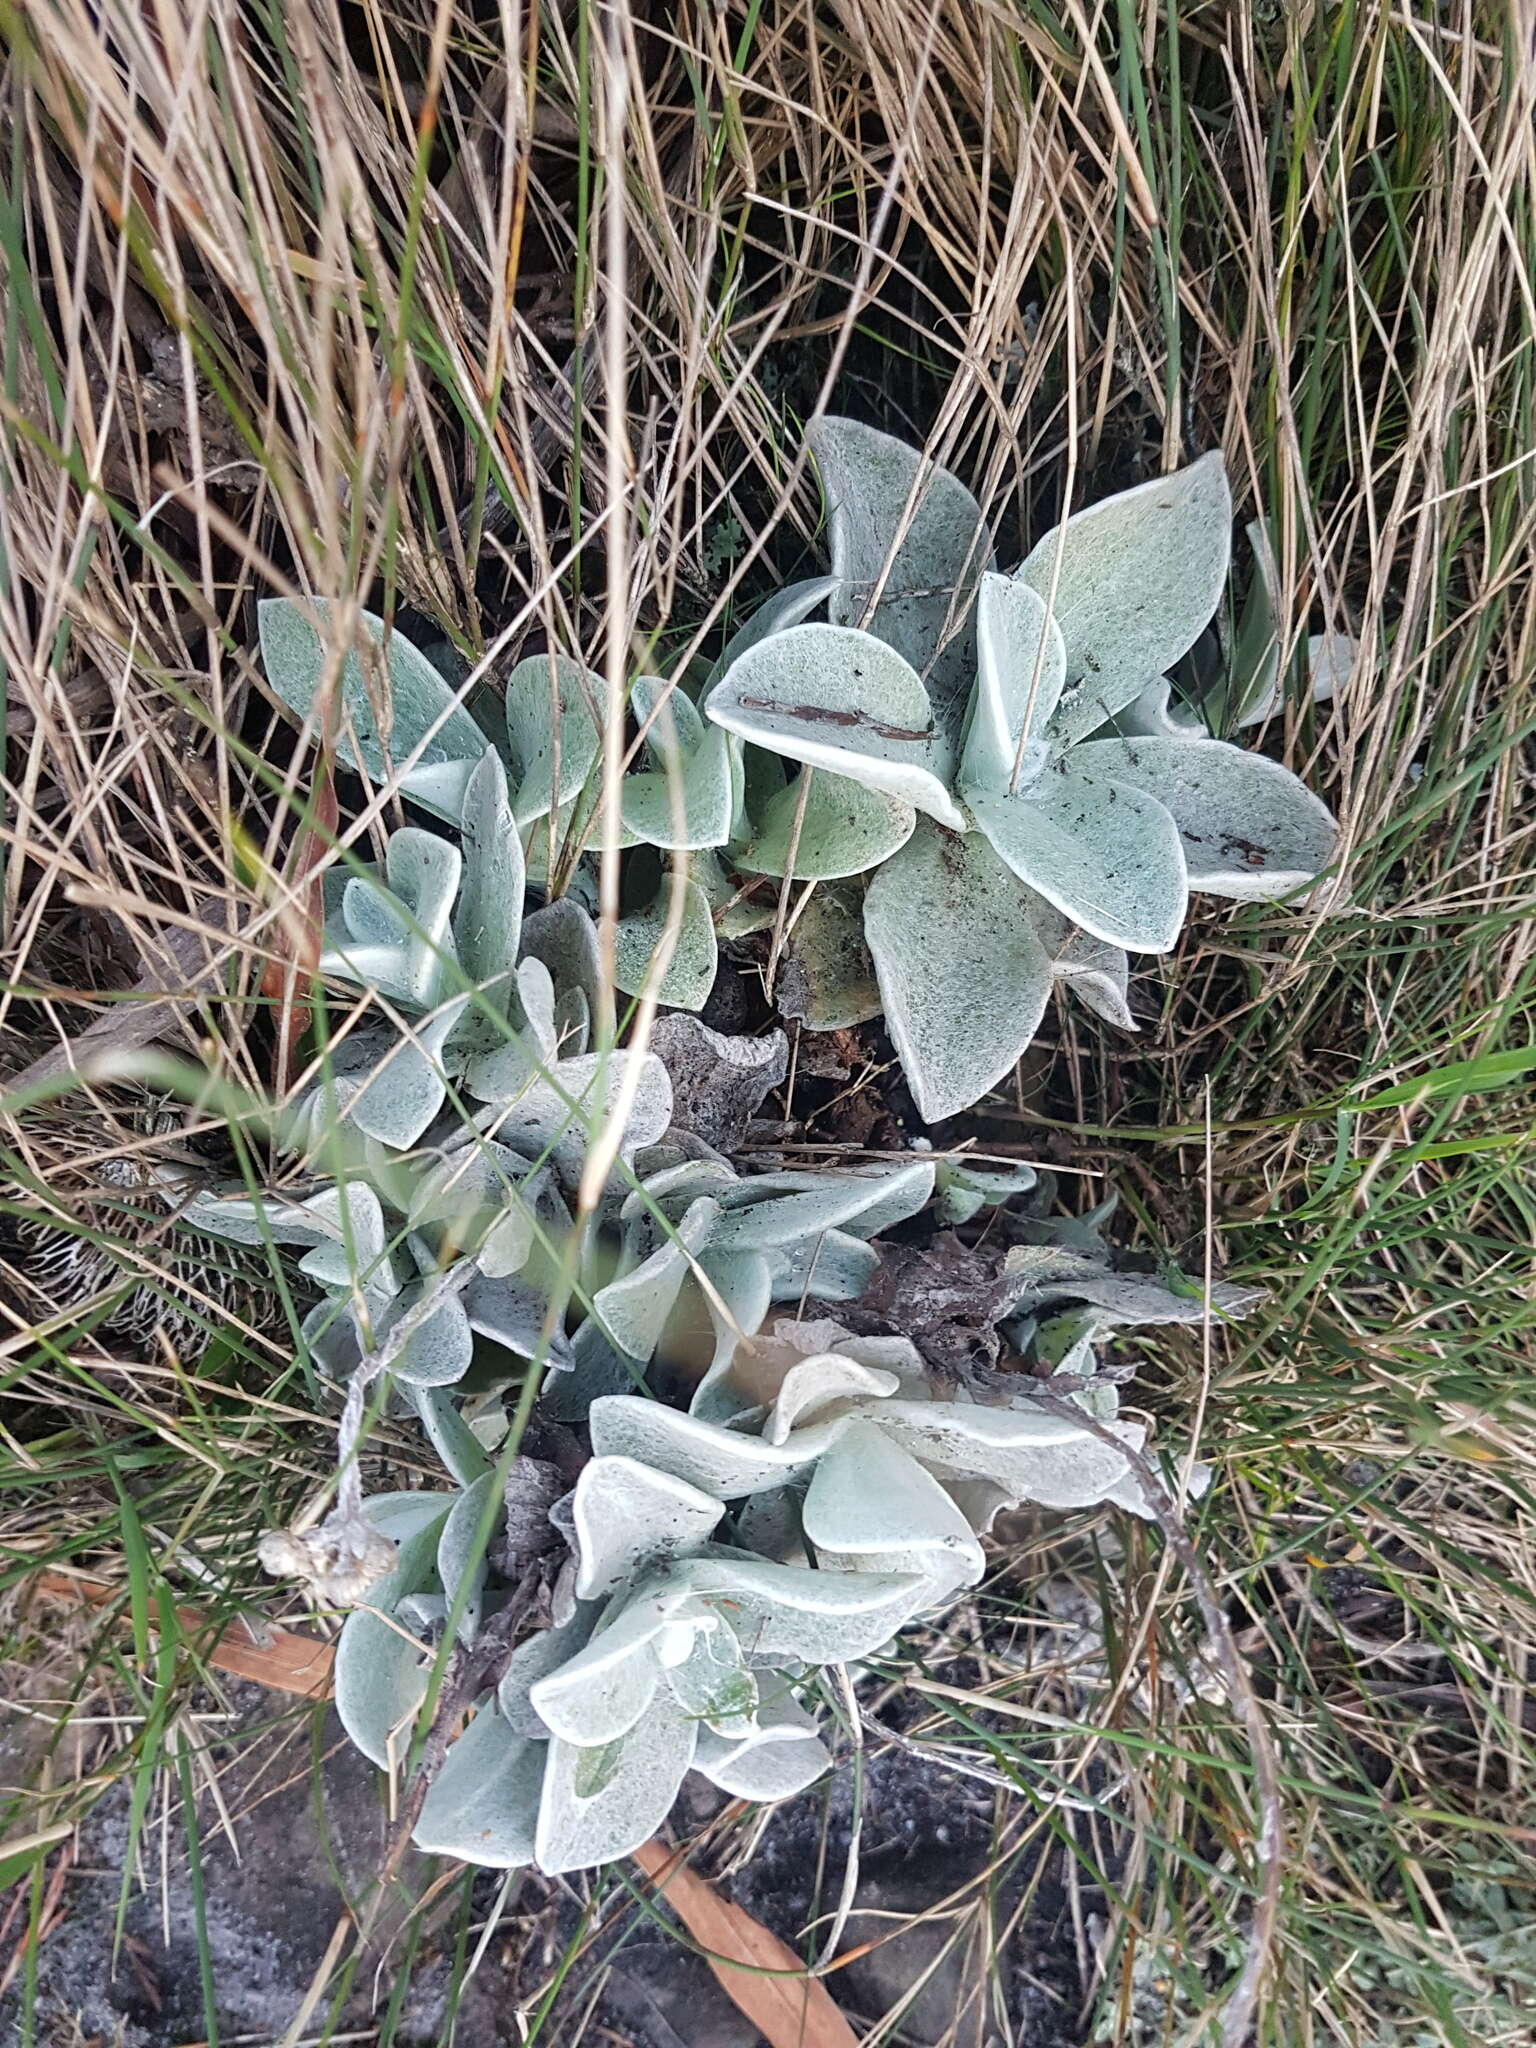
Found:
[529,1587,695,1745]
[534,1689,699,1875]
[870,1399,1138,1511]
[737,765,916,881]
[572,1456,725,1602]
[594,1195,722,1360]
[520,898,612,1043]
[669,1625,759,1739]
[807,415,992,732]
[334,1609,433,1770]
[707,626,966,831]
[622,687,736,851]
[589,1395,846,1497]
[1070,733,1338,900]
[766,1230,879,1303]
[862,821,1054,1123]
[664,1555,930,1663]
[463,1271,569,1366]
[257,599,486,794]
[1018,454,1233,744]
[410,1385,492,1489]
[702,575,839,697]
[968,762,1189,952]
[498,1607,597,1736]
[962,574,1066,794]
[437,1470,499,1640]
[473,1050,673,1188]
[412,1704,544,1867]
[455,749,524,1004]
[503,653,602,823]
[613,878,719,1011]
[692,1686,830,1801]
[382,1281,474,1388]
[713,1161,933,1252]
[801,1418,984,1590]
[775,881,883,1032]
[762,1354,899,1443]
[340,1002,467,1151]
[1022,897,1135,1032]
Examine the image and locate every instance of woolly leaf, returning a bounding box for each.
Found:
[807,415,991,732]
[571,1455,725,1603]
[663,1554,931,1663]
[694,1689,829,1800]
[968,760,1188,952]
[437,1470,498,1640]
[455,748,523,1006]
[776,881,883,1031]
[736,764,915,881]
[589,1394,846,1498]
[802,1418,984,1592]
[961,574,1067,795]
[534,1691,698,1875]
[593,1195,721,1360]
[411,1705,543,1867]
[707,625,966,831]
[612,877,718,1012]
[257,599,485,802]
[1018,453,1232,744]
[1071,733,1338,902]
[622,677,735,850]
[702,575,838,697]
[862,821,1053,1123]
[503,653,602,824]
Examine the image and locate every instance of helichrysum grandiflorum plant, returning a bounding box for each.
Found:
[259,422,1337,1120]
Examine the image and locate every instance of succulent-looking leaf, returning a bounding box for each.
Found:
[766,1229,879,1302]
[382,1280,474,1388]
[692,1248,776,1421]
[661,1554,932,1664]
[530,1586,698,1745]
[694,1688,830,1801]
[1023,898,1135,1032]
[455,749,524,1006]
[621,678,735,850]
[863,822,1054,1124]
[1070,734,1338,901]
[339,1000,468,1151]
[775,881,882,1031]
[706,625,967,832]
[613,877,718,1011]
[594,1195,722,1362]
[1018,454,1233,745]
[463,1271,570,1367]
[257,599,485,800]
[410,1385,493,1488]
[498,1607,597,1736]
[437,1470,499,1640]
[520,898,613,1043]
[870,1399,1140,1512]
[589,1394,846,1497]
[762,1355,899,1444]
[412,1705,543,1867]
[713,1161,933,1253]
[503,653,602,824]
[806,416,992,733]
[802,1419,985,1591]
[332,1497,450,1768]
[967,762,1189,952]
[669,1626,759,1739]
[702,575,839,698]
[534,1689,699,1875]
[962,574,1066,794]
[473,1050,673,1189]
[737,763,916,881]
[571,1455,725,1602]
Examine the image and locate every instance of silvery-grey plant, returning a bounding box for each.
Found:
[300,1209,1249,1875]
[705,419,1341,1119]
[255,425,1341,1125]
